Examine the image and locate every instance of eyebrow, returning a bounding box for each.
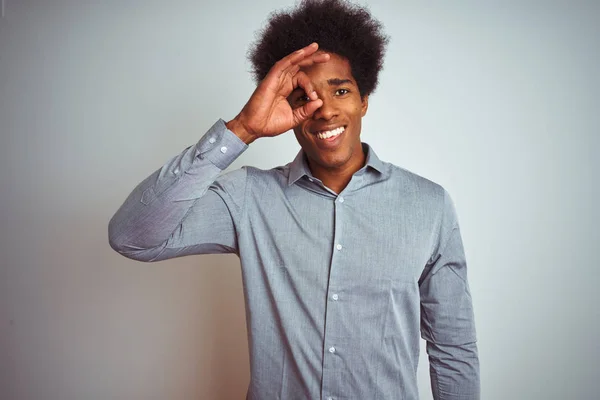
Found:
[327,78,353,86]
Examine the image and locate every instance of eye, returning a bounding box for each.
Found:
[335,88,350,96]
[294,93,310,104]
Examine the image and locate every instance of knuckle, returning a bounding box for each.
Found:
[285,70,296,82]
[273,59,288,71]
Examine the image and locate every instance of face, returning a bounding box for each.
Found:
[288,53,368,173]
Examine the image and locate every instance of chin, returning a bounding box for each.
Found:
[312,150,352,169]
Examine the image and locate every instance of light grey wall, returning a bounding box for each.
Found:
[1,1,598,399]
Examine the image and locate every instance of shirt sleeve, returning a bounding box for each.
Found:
[419,190,480,400]
[108,119,248,262]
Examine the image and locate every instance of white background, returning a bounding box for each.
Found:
[1,0,598,399]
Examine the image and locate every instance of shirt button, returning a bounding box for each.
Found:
[327,397,334,400]
[173,167,179,175]
[338,196,344,203]
[336,244,342,251]
[308,177,314,182]
[208,137,216,144]
[332,294,339,301]
[328,346,336,354]
[220,146,228,154]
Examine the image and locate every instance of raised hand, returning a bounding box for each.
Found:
[226,43,330,144]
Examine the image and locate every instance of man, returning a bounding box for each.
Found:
[108,0,480,399]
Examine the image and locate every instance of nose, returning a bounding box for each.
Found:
[312,95,338,121]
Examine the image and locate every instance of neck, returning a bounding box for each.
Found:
[308,148,366,194]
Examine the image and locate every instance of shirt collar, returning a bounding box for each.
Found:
[287,142,386,186]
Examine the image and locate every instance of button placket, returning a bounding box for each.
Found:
[322,192,346,400]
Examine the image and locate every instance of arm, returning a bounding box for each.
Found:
[108,42,330,262]
[108,119,249,262]
[419,190,480,400]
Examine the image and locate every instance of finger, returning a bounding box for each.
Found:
[296,52,330,68]
[288,42,320,65]
[312,52,330,63]
[293,99,323,124]
[273,43,319,77]
[293,71,318,101]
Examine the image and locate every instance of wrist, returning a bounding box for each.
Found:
[226,117,257,145]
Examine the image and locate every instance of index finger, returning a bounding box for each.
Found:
[274,42,320,77]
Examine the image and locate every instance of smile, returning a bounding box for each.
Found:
[315,126,345,140]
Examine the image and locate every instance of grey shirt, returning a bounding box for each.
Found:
[108,119,480,400]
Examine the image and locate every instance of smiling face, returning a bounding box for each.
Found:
[288,53,368,175]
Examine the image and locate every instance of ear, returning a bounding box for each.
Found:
[361,95,369,117]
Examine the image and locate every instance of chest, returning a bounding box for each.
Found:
[243,186,437,285]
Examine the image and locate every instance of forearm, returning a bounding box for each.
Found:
[428,341,480,400]
[108,119,247,260]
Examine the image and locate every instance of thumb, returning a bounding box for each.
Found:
[292,99,322,125]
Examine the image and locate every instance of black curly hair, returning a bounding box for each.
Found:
[248,0,389,98]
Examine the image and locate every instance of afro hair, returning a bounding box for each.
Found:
[248,0,389,98]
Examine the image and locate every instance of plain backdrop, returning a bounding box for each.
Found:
[1,0,598,399]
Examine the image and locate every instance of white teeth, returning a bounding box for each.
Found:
[316,126,345,140]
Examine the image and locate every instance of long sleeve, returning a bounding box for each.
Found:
[108,119,248,262]
[419,190,480,400]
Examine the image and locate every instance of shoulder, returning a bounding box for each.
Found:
[215,162,288,183]
[379,161,459,225]
[381,162,460,253]
[382,161,446,202]
[240,163,291,189]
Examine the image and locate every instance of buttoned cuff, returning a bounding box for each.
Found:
[195,119,248,170]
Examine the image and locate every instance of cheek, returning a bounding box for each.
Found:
[348,102,362,115]
[351,106,364,122]
[296,121,313,134]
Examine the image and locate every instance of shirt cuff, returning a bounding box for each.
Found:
[195,119,248,170]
